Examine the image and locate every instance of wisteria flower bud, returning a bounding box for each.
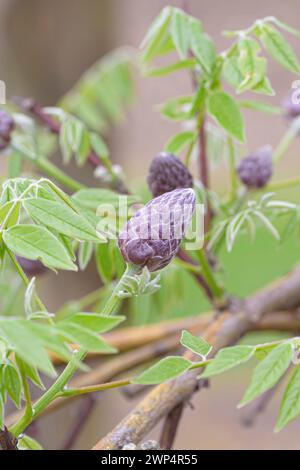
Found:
[237,145,273,189]
[17,256,47,277]
[0,110,14,149]
[147,152,193,197]
[282,93,300,121]
[118,188,196,272]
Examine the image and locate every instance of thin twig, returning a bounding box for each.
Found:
[159,403,184,450]
[61,395,96,450]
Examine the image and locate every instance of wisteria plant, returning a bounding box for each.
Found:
[1,5,300,451]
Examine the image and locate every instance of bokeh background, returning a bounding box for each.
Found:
[1,0,300,449]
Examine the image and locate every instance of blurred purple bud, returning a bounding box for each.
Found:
[147,152,193,197]
[282,93,300,121]
[237,145,273,189]
[17,256,47,277]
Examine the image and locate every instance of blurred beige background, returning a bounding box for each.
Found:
[1,0,300,449]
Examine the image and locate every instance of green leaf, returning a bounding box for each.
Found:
[90,133,109,160]
[180,330,212,358]
[165,131,196,154]
[73,188,136,210]
[0,319,56,376]
[8,151,22,178]
[141,7,173,64]
[145,58,196,77]
[3,363,22,408]
[58,313,125,334]
[276,363,300,431]
[208,91,245,142]
[190,21,216,74]
[0,201,20,229]
[3,225,77,271]
[24,197,103,243]
[237,37,266,93]
[0,395,3,429]
[171,8,190,59]
[55,323,117,353]
[223,57,244,89]
[201,345,254,378]
[252,76,275,96]
[20,360,44,390]
[18,435,43,450]
[78,241,94,270]
[239,99,282,114]
[160,95,193,121]
[76,128,90,166]
[239,343,293,407]
[133,356,192,384]
[95,242,115,284]
[267,17,300,38]
[259,25,300,74]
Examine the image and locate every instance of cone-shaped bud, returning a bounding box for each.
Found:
[237,145,273,189]
[118,188,196,272]
[147,152,193,197]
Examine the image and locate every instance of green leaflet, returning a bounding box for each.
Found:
[239,343,293,407]
[180,330,212,358]
[24,197,103,243]
[208,91,245,142]
[201,345,255,378]
[3,225,77,271]
[133,356,192,385]
[276,363,300,431]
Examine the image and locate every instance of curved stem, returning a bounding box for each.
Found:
[273,117,300,162]
[9,263,140,437]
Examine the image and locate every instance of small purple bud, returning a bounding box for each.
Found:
[147,152,193,197]
[237,145,273,189]
[17,256,47,277]
[0,110,14,142]
[118,188,196,272]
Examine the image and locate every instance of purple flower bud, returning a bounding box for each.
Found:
[147,152,193,197]
[282,93,300,121]
[118,188,196,272]
[17,256,47,277]
[0,110,14,142]
[237,145,273,189]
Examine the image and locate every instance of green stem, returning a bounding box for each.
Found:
[266,176,300,192]
[60,378,131,398]
[196,249,223,300]
[34,158,84,192]
[101,263,141,316]
[16,357,33,421]
[273,117,300,162]
[227,136,238,201]
[9,263,140,437]
[11,142,84,192]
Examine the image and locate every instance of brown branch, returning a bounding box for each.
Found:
[159,402,184,450]
[92,264,300,449]
[61,395,96,450]
[0,427,18,450]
